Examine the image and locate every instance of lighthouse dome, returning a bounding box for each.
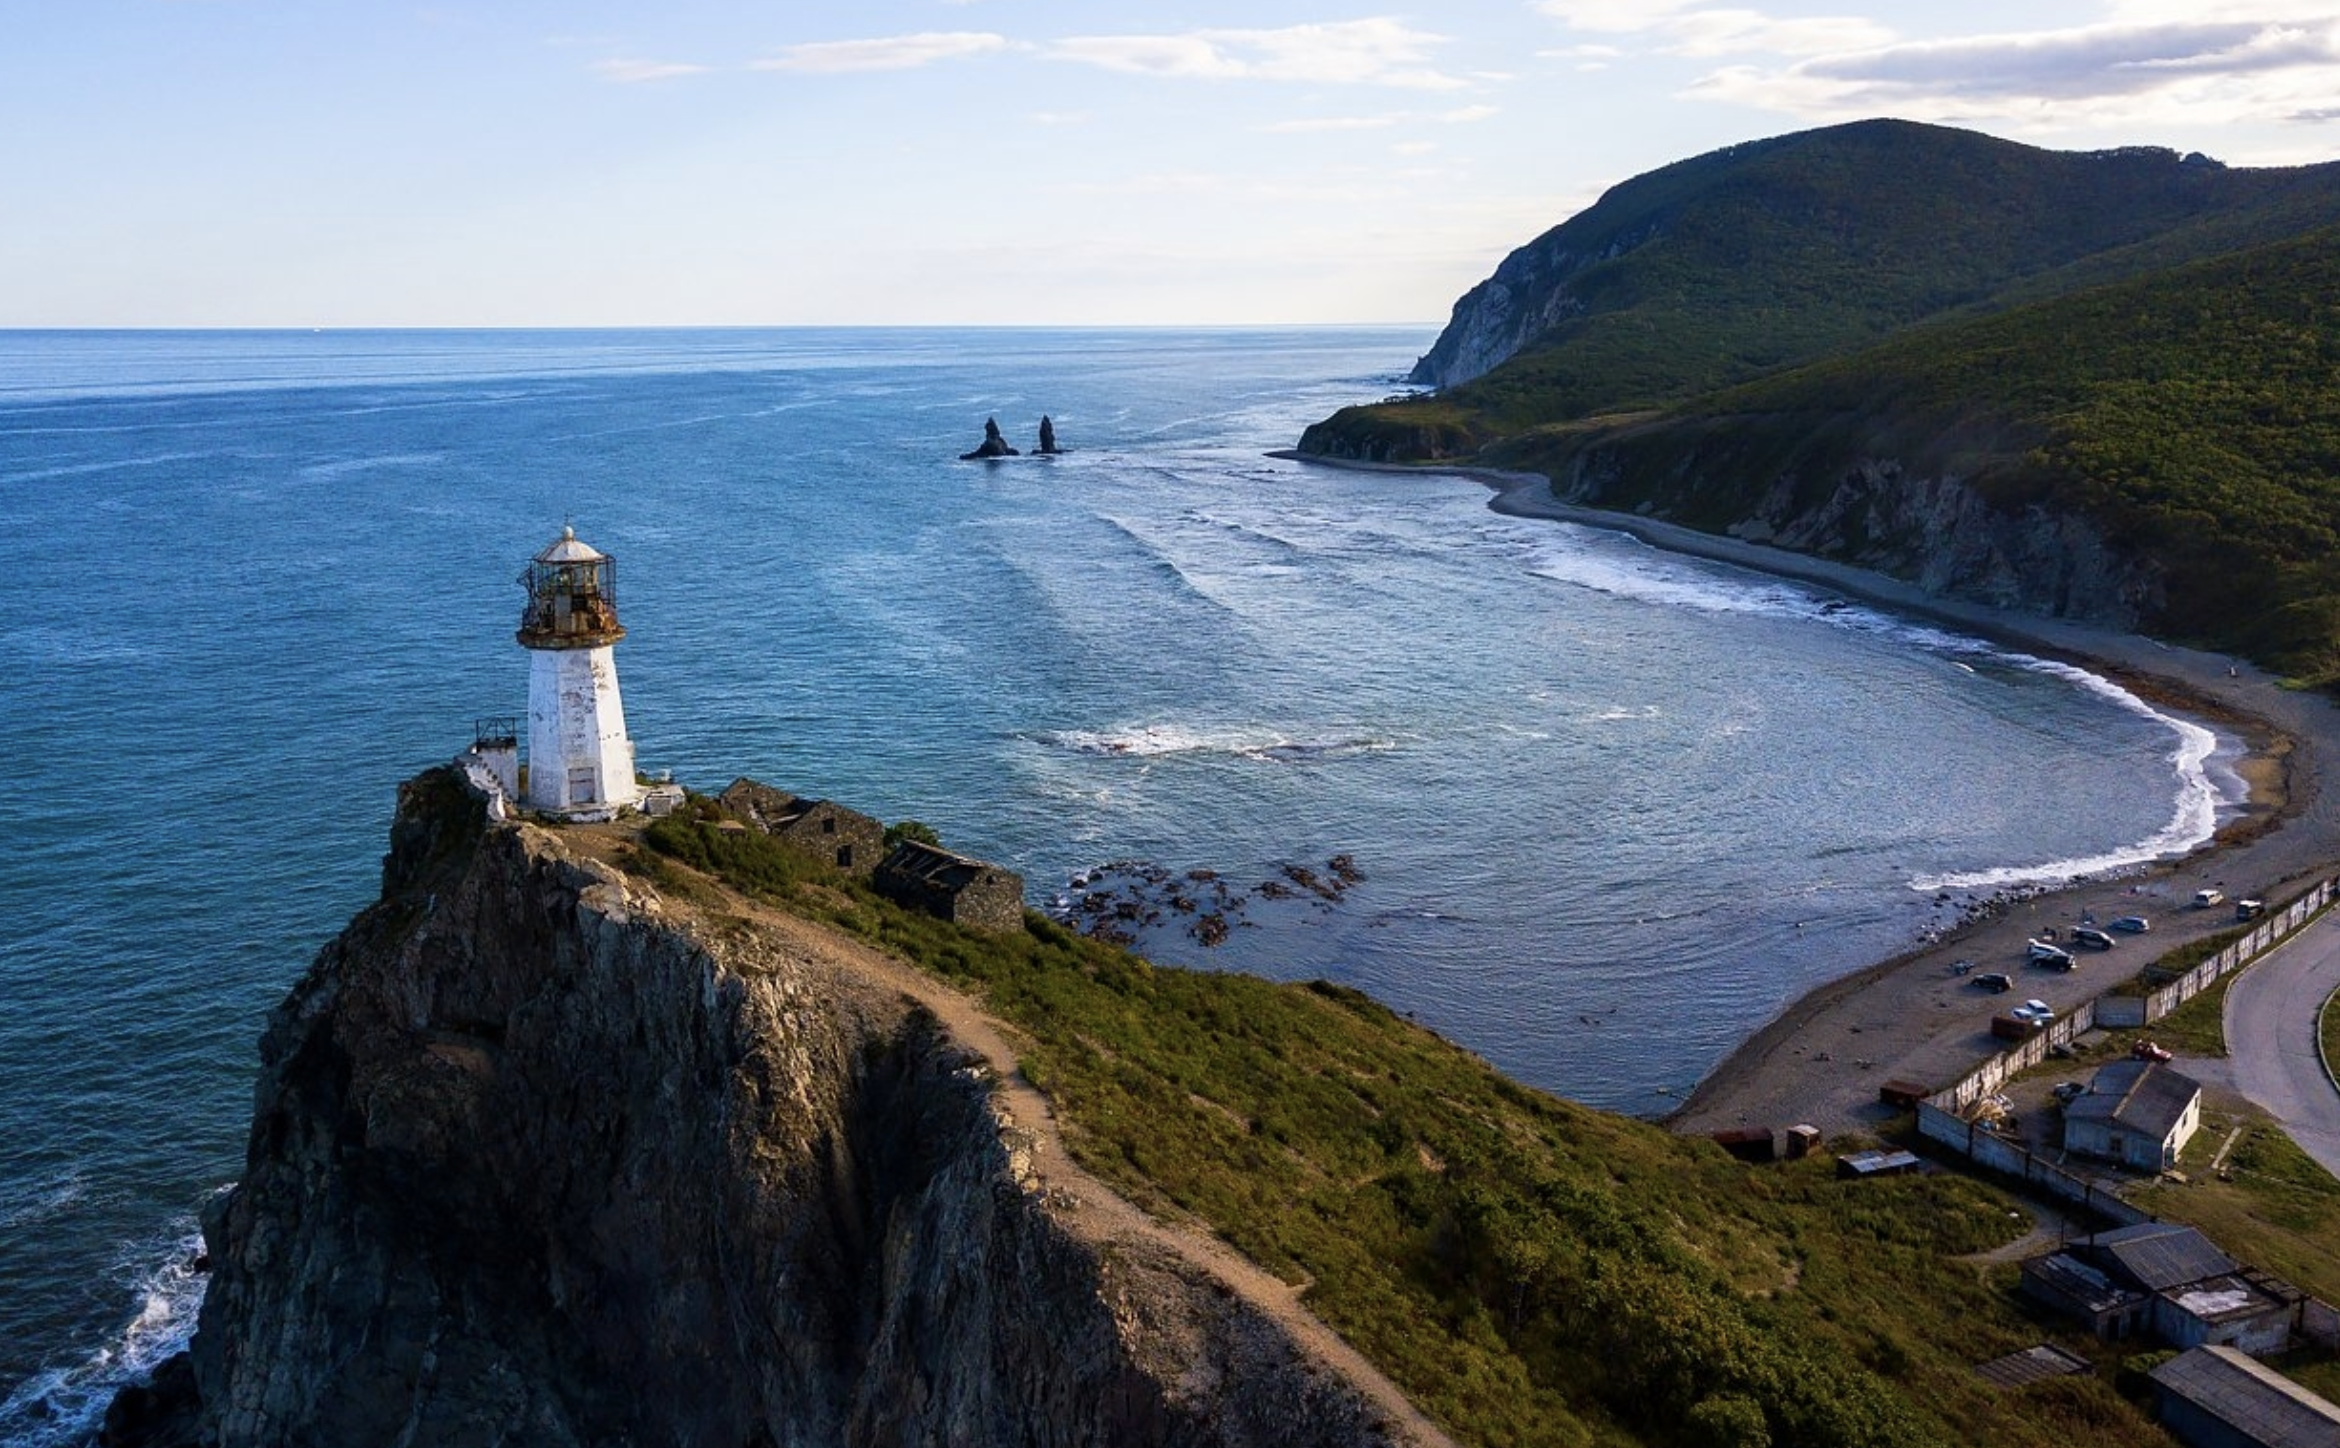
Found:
[535,525,606,564]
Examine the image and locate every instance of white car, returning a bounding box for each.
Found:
[2013,999,2056,1023]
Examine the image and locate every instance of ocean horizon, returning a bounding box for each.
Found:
[0,326,2240,1443]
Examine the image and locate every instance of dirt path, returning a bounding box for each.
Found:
[706,887,1458,1448]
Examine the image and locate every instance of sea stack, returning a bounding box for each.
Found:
[959,417,1020,460]
[1037,415,1061,454]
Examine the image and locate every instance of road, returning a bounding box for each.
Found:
[2225,911,2340,1179]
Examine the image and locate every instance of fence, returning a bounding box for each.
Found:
[1915,876,2337,1220]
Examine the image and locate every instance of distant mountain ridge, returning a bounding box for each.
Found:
[1300,119,2340,684]
[1402,119,2340,398]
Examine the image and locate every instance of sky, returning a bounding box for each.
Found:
[4,1,2338,327]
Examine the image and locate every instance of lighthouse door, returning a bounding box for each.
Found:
[567,767,598,804]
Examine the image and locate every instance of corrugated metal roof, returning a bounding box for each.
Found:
[2023,1252,2143,1315]
[1974,1343,2093,1389]
[2151,1345,2340,1448]
[2070,1060,2200,1141]
[2090,1223,2238,1292]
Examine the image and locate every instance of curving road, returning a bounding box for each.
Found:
[2225,912,2340,1179]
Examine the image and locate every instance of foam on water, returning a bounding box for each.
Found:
[1040,724,1397,763]
[1493,514,2237,890]
[0,1216,209,1448]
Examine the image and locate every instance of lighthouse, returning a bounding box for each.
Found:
[517,526,640,816]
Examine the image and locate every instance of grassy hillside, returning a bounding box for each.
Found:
[1307,120,2340,459]
[631,808,2186,1448]
[1493,225,2340,684]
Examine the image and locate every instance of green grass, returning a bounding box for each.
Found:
[2321,986,2340,1098]
[2131,1120,2340,1303]
[635,809,2185,1448]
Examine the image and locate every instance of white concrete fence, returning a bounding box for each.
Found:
[1916,876,2338,1223]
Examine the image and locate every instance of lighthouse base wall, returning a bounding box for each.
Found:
[525,646,639,816]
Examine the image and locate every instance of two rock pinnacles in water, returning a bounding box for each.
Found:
[959,415,1063,460]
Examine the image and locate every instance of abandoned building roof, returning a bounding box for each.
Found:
[2087,1222,2238,1293]
[2151,1345,2340,1448]
[2022,1253,2144,1315]
[718,778,806,822]
[1972,1343,2093,1390]
[881,839,996,891]
[2069,1059,2200,1140]
[2167,1275,2284,1325]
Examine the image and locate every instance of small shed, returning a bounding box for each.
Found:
[1710,1127,1775,1164]
[2064,1059,2202,1172]
[2150,1344,2340,1448]
[1836,1149,1920,1179]
[2019,1252,2149,1339]
[874,839,1026,933]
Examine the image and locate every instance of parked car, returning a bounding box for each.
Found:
[2110,915,2150,933]
[2051,1081,2088,1103]
[1973,971,2014,993]
[2193,888,2225,908]
[2028,939,2077,970]
[2235,897,2267,921]
[2132,1039,2173,1062]
[2071,926,2116,949]
[2012,999,2056,1024]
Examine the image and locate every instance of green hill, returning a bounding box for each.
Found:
[1298,120,2340,683]
[633,806,2197,1448]
[1490,225,2340,684]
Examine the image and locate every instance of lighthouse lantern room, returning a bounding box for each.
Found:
[517,526,639,816]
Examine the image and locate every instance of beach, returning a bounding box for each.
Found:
[1281,452,2340,1136]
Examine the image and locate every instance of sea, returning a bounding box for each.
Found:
[0,327,2238,1441]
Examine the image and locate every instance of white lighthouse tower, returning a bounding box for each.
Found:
[517,526,640,816]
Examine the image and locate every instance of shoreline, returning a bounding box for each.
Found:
[1273,450,2340,1133]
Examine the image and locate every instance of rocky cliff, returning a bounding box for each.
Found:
[1540,430,2161,628]
[114,769,1425,1448]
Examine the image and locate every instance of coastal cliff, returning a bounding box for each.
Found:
[117,768,1413,1447]
[1535,436,2159,628]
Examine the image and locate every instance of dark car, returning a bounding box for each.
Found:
[1973,971,2014,993]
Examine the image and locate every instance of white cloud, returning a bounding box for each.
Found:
[1692,16,2340,128]
[592,58,712,83]
[1438,103,1500,123]
[1262,115,1403,132]
[1661,10,1895,57]
[755,31,1009,74]
[1533,2,1890,57]
[1532,0,1698,34]
[1045,18,1468,90]
[1028,110,1090,127]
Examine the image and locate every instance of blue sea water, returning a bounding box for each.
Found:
[0,327,2234,1439]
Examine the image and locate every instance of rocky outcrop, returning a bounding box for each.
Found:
[1037,416,1060,455]
[118,769,1420,1447]
[961,417,1020,460]
[1407,232,1638,389]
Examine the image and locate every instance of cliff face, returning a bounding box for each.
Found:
[129,770,1412,1448]
[1549,442,2161,627]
